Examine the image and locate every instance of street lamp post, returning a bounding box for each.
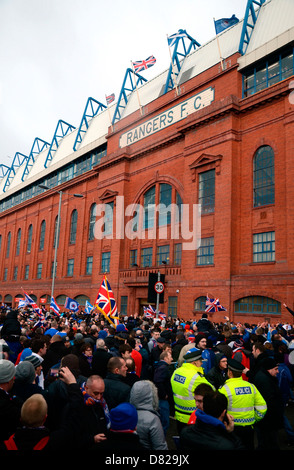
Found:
[38,184,83,302]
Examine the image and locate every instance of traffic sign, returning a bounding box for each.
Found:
[154,281,164,294]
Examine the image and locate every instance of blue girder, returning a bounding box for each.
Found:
[44,119,76,168]
[3,152,28,193]
[0,164,9,180]
[112,68,147,125]
[73,97,106,151]
[164,29,201,94]
[239,0,266,55]
[21,137,50,182]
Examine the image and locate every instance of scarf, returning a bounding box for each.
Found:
[80,382,111,428]
[195,408,226,430]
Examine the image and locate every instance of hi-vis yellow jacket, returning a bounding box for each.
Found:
[219,377,267,427]
[171,362,214,423]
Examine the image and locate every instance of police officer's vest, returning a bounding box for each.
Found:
[219,377,267,427]
[171,363,213,424]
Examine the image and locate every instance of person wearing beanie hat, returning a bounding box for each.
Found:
[15,361,36,384]
[171,347,214,433]
[24,355,43,388]
[12,361,45,403]
[219,357,267,450]
[206,353,228,390]
[101,403,143,451]
[0,360,22,441]
[253,356,284,450]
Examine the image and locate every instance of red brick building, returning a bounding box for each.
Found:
[0,0,294,324]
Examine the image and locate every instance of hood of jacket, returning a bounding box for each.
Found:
[130,380,159,412]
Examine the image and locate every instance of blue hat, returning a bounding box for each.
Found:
[98,330,108,339]
[110,403,138,431]
[116,324,127,333]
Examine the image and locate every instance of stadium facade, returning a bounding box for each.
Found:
[0,0,294,324]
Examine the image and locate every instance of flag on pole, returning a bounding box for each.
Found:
[132,56,156,73]
[205,296,227,313]
[50,296,60,316]
[23,291,43,317]
[95,276,118,326]
[85,300,94,315]
[167,31,187,47]
[106,93,115,105]
[64,297,80,313]
[18,299,28,309]
[214,15,239,34]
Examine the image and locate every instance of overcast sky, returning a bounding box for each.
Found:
[0,0,248,167]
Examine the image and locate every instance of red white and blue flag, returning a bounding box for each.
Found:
[132,56,156,73]
[143,305,156,318]
[50,296,60,316]
[106,93,115,105]
[64,297,80,313]
[205,296,227,313]
[95,276,118,326]
[23,292,43,318]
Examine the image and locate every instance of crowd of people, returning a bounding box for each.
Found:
[0,304,294,452]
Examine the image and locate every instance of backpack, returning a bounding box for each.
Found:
[4,434,49,450]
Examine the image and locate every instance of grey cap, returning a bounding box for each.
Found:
[15,361,36,383]
[0,359,15,383]
[24,354,42,368]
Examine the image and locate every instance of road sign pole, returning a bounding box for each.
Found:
[156,271,160,319]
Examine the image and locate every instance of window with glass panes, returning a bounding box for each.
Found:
[67,259,74,276]
[27,225,33,253]
[39,220,46,251]
[70,210,78,244]
[6,232,11,258]
[121,296,128,315]
[141,247,153,267]
[130,249,137,267]
[168,296,178,318]
[199,170,215,214]
[101,252,111,273]
[159,183,172,226]
[104,202,114,236]
[13,266,18,281]
[235,296,280,314]
[157,245,170,265]
[143,186,156,229]
[253,146,275,207]
[86,256,93,275]
[24,265,29,280]
[16,229,21,256]
[253,231,275,263]
[37,263,42,279]
[174,243,182,265]
[197,237,214,265]
[194,296,207,311]
[3,268,8,281]
[88,204,96,240]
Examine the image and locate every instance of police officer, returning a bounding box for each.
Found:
[170,348,214,433]
[219,358,267,450]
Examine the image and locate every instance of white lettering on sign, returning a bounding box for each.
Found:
[119,87,215,148]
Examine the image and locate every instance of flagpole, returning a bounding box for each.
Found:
[105,95,114,132]
[214,18,225,71]
[167,34,179,96]
[130,61,143,115]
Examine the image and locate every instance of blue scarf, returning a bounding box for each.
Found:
[195,408,226,430]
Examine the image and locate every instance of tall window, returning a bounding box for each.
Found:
[253,146,275,207]
[13,266,18,281]
[24,265,29,280]
[67,258,74,276]
[197,237,214,265]
[70,210,78,244]
[141,247,153,267]
[253,231,275,263]
[104,202,114,236]
[37,263,42,279]
[16,228,21,256]
[159,183,172,226]
[174,243,182,265]
[101,252,111,273]
[199,170,215,214]
[6,232,11,258]
[121,296,128,315]
[3,267,8,281]
[86,256,93,275]
[88,204,96,241]
[194,296,207,311]
[130,249,138,267]
[143,186,156,230]
[27,224,33,253]
[53,216,59,248]
[39,220,46,251]
[168,296,178,318]
[157,245,170,265]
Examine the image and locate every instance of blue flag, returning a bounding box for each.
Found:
[64,297,80,313]
[214,15,239,34]
[85,300,94,314]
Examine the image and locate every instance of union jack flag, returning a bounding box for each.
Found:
[143,305,156,318]
[132,56,156,73]
[23,292,44,318]
[205,296,227,313]
[95,276,118,326]
[106,93,115,105]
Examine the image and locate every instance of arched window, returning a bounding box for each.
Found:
[53,216,58,248]
[88,203,96,241]
[16,228,21,256]
[6,232,11,258]
[143,186,156,230]
[27,224,33,253]
[194,296,207,312]
[235,296,280,314]
[70,209,78,244]
[39,220,46,251]
[253,146,275,207]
